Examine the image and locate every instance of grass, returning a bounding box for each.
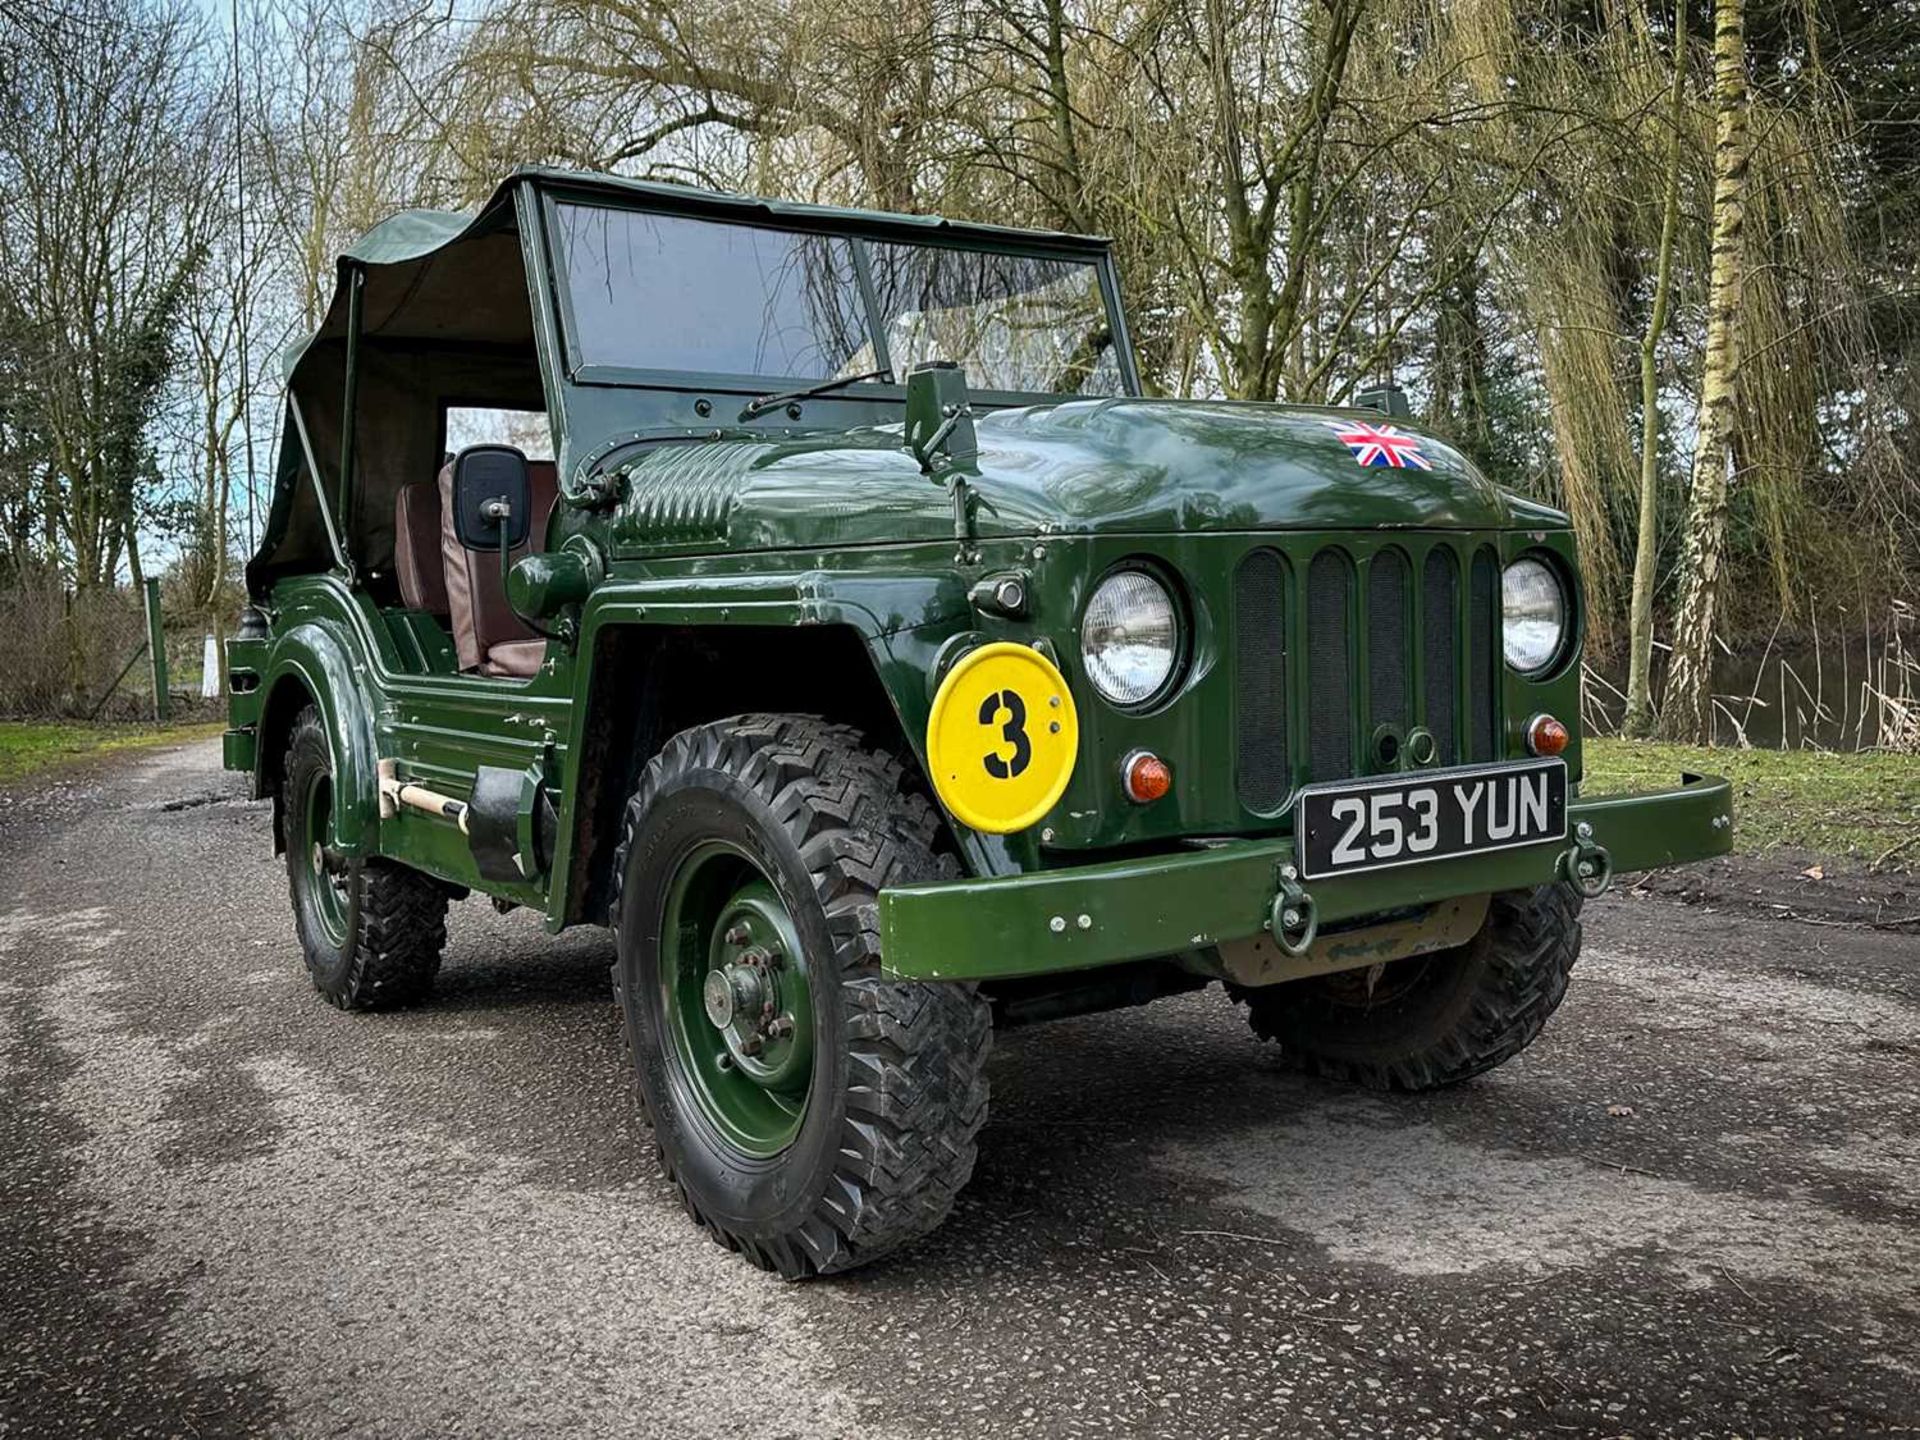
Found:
[1585,738,1920,870]
[0,720,223,788]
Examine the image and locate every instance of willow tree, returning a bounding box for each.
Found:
[435,0,956,212]
[1422,3,1651,645]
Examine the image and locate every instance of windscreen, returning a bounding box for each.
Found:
[552,205,870,379]
[864,242,1120,396]
[550,200,1123,396]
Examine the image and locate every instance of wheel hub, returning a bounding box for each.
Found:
[303,771,350,946]
[660,847,816,1158]
[705,907,806,1076]
[702,963,766,1029]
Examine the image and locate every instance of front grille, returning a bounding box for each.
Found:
[1422,548,1458,763]
[1233,549,1290,812]
[1306,550,1353,781]
[1368,548,1410,733]
[1469,548,1498,762]
[1232,535,1502,814]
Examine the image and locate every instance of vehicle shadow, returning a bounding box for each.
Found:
[394,924,1547,1280]
[424,906,617,1016]
[836,988,1498,1289]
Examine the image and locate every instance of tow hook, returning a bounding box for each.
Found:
[1268,863,1319,957]
[1561,822,1614,898]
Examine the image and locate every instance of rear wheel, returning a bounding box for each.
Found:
[611,714,991,1278]
[1236,884,1583,1091]
[281,705,447,1010]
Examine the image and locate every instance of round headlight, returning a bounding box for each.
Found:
[1502,558,1567,673]
[1081,570,1179,706]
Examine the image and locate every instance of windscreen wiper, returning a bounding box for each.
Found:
[738,367,893,422]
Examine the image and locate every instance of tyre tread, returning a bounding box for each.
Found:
[609,713,990,1277]
[284,707,446,1011]
[1239,884,1583,1093]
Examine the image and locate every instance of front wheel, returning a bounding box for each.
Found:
[281,705,447,1010]
[1236,883,1583,1091]
[610,715,991,1278]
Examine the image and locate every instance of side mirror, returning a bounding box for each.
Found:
[450,446,532,551]
[904,360,977,475]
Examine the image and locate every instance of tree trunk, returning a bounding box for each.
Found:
[1622,12,1690,738]
[1206,0,1360,401]
[1040,0,1087,233]
[123,513,143,590]
[1267,0,1362,400]
[209,446,230,608]
[1656,0,1749,744]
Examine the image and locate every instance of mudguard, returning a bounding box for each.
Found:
[259,618,381,858]
[542,567,973,929]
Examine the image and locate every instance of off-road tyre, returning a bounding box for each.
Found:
[1236,883,1583,1092]
[281,704,447,1011]
[610,714,991,1278]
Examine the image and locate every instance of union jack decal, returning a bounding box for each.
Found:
[1325,420,1433,471]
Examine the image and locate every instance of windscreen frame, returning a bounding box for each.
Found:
[535,182,1140,405]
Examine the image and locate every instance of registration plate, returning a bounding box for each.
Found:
[1293,759,1568,881]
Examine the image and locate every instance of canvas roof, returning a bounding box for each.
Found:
[250,168,1112,598]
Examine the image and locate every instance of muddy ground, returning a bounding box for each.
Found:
[2,740,1916,1438]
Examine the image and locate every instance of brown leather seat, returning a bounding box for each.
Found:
[394,480,450,615]
[482,639,549,676]
[437,458,560,678]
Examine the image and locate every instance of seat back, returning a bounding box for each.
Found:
[438,458,559,672]
[393,480,450,615]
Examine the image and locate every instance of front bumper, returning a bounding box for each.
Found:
[878,774,1733,982]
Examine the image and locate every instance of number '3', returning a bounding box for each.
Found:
[978,689,1032,780]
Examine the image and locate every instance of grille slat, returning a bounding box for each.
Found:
[1422,548,1459,763]
[1367,549,1410,735]
[1469,548,1498,761]
[1233,549,1289,812]
[1306,549,1354,781]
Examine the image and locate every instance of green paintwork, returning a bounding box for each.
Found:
[144,578,168,723]
[875,773,1736,982]
[663,846,814,1157]
[556,401,1541,565]
[222,726,256,772]
[302,764,349,946]
[225,168,1729,990]
[507,536,604,620]
[261,615,384,855]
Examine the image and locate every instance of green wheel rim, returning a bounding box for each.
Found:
[303,768,350,947]
[660,840,814,1158]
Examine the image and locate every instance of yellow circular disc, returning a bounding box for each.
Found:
[926,642,1080,835]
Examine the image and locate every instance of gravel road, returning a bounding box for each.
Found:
[3,739,1916,1438]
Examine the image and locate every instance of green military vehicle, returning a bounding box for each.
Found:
[224,168,1733,1276]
